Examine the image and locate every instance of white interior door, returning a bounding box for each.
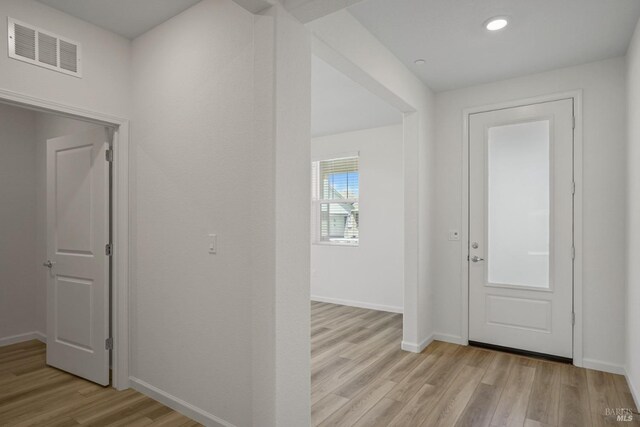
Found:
[468,99,574,359]
[45,127,110,385]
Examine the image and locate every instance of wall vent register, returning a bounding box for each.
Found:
[8,18,82,77]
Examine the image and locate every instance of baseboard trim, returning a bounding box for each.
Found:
[625,369,640,410]
[311,295,403,313]
[34,331,46,343]
[0,331,46,347]
[582,358,626,375]
[129,377,235,427]
[432,333,468,346]
[401,335,434,353]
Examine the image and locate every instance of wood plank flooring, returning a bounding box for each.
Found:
[2,305,638,426]
[0,340,200,426]
[311,301,640,427]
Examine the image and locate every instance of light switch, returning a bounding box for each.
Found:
[208,234,217,254]
[448,230,460,241]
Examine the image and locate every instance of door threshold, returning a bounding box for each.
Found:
[469,340,573,364]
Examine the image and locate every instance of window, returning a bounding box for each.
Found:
[312,155,359,245]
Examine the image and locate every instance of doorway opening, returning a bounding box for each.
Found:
[0,90,130,389]
[309,53,407,422]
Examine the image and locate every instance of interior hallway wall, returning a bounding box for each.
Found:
[311,124,404,312]
[131,1,257,425]
[626,16,640,406]
[434,57,627,372]
[0,104,38,342]
[132,3,312,425]
[269,6,312,426]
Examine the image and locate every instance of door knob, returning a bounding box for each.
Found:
[470,256,484,263]
[43,260,54,268]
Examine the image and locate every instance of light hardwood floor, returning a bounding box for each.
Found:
[2,306,638,426]
[0,340,201,426]
[311,301,640,427]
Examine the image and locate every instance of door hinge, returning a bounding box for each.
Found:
[106,148,113,162]
[105,337,113,350]
[571,245,575,260]
[571,312,576,326]
[571,181,576,195]
[572,116,576,130]
[105,243,113,256]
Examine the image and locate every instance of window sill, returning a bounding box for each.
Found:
[312,241,359,248]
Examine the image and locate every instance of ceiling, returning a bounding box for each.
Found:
[37,0,202,39]
[312,56,402,138]
[349,0,640,92]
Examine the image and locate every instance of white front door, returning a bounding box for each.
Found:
[468,99,574,359]
[45,128,110,385]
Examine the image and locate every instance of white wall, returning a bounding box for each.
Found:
[0,0,130,118]
[311,124,404,312]
[308,10,437,351]
[132,2,312,425]
[33,114,104,335]
[250,6,312,426]
[251,10,277,426]
[270,7,312,426]
[0,104,38,341]
[626,17,640,406]
[434,57,627,369]
[131,1,256,425]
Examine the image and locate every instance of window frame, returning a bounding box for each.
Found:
[311,153,360,247]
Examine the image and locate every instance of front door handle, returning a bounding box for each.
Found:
[42,260,54,268]
[470,256,484,263]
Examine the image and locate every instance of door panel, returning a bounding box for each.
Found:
[485,294,551,333]
[46,128,110,386]
[468,99,573,359]
[55,144,94,253]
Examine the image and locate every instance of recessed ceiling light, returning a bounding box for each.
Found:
[485,17,508,31]
[414,59,426,65]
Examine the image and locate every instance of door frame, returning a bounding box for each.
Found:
[460,90,584,367]
[0,87,131,389]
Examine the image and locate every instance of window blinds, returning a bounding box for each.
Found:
[312,156,360,244]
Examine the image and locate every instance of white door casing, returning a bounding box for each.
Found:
[46,127,110,385]
[468,99,574,359]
